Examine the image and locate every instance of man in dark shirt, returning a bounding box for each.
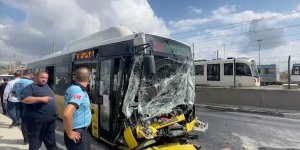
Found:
[21,71,59,150]
[0,78,9,115]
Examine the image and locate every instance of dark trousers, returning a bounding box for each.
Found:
[64,128,91,150]
[19,104,27,141]
[26,116,57,150]
[7,101,20,123]
[0,98,6,114]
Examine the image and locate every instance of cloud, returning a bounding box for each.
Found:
[169,18,211,33]
[0,0,170,64]
[243,21,287,52]
[188,6,202,14]
[212,5,237,17]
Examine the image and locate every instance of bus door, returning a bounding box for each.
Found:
[46,66,55,90]
[72,61,99,137]
[98,58,125,144]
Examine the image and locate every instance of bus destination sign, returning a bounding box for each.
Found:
[75,50,95,60]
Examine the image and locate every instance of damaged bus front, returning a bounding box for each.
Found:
[118,34,208,150]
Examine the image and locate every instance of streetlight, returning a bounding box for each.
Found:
[258,39,262,65]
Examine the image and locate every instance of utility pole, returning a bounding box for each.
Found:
[258,39,262,65]
[53,43,56,53]
[288,55,291,89]
[216,49,219,59]
[223,43,225,59]
[13,53,16,72]
[192,43,194,60]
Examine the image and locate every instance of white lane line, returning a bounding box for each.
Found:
[55,130,66,150]
[55,130,64,136]
[56,142,66,150]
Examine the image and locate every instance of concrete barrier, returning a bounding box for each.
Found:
[196,86,300,111]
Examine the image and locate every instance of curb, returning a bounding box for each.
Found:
[195,103,300,119]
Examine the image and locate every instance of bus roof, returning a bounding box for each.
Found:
[31,26,136,62]
[30,26,189,63]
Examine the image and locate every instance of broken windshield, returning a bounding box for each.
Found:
[122,55,195,121]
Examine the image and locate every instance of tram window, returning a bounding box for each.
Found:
[265,68,275,74]
[195,65,204,75]
[236,63,252,76]
[207,64,220,81]
[292,66,300,75]
[224,63,233,75]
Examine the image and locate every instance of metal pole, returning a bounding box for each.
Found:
[258,39,262,65]
[288,55,291,89]
[192,43,194,60]
[223,44,225,59]
[234,58,236,87]
[53,43,56,53]
[217,50,219,59]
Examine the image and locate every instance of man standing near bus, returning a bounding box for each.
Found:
[63,67,91,150]
[21,71,59,150]
[12,69,33,144]
[3,71,22,127]
[0,78,9,115]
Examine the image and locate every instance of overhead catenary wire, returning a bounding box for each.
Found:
[171,10,300,38]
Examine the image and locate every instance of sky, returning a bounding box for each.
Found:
[1,0,300,71]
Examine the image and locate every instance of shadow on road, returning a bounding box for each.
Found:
[0,146,26,150]
[258,147,300,150]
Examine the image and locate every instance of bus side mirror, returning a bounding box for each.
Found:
[143,55,156,77]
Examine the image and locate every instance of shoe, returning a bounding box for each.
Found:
[9,122,19,128]
[24,139,28,145]
[9,122,16,128]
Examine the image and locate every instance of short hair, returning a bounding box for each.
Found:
[75,67,90,82]
[3,78,8,82]
[14,71,22,77]
[23,69,33,76]
[37,71,48,77]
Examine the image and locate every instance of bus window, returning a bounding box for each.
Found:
[195,65,204,75]
[99,59,112,132]
[224,63,233,75]
[55,65,70,95]
[207,64,220,81]
[236,63,252,76]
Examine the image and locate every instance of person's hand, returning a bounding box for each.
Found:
[68,131,81,143]
[41,96,52,103]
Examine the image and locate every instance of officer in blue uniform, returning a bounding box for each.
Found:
[63,67,91,150]
[12,69,33,144]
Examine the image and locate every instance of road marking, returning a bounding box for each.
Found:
[56,142,66,150]
[55,130,66,150]
[55,130,64,136]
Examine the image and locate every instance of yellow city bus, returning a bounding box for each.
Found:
[27,26,207,150]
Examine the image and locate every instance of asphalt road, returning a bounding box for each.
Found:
[192,107,300,150]
[45,107,300,150]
